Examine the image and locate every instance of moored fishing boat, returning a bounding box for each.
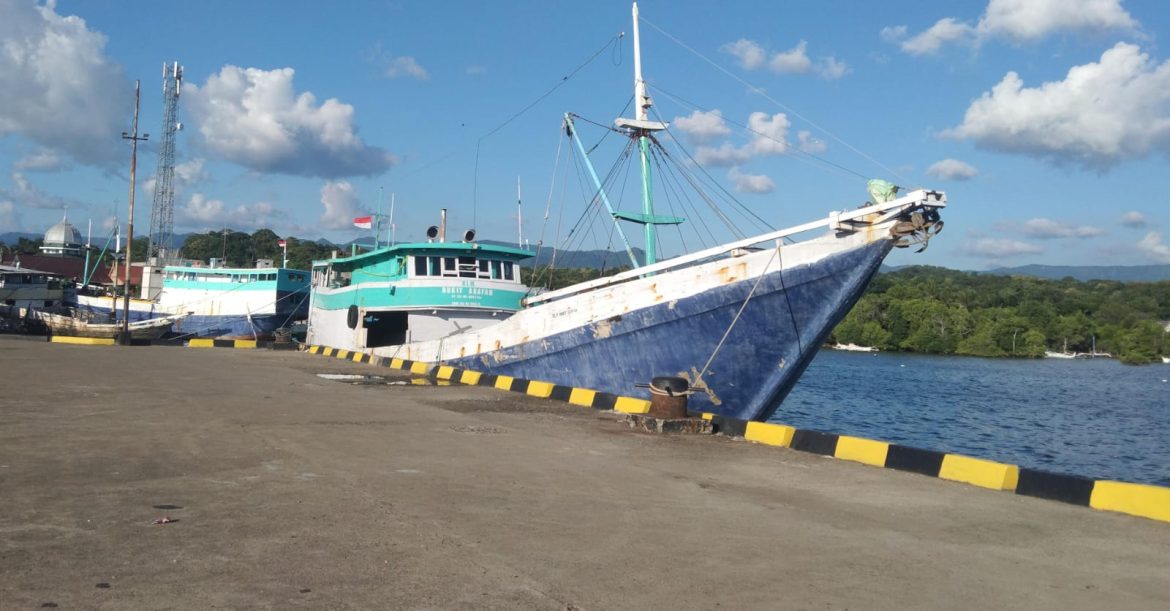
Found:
[306,2,947,421]
[31,308,180,340]
[77,262,310,339]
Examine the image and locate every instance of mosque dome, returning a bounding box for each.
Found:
[40,215,85,257]
[44,218,82,246]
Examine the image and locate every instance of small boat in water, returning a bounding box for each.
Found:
[31,308,181,340]
[832,343,879,353]
[306,2,947,422]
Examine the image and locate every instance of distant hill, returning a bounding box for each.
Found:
[0,232,41,244]
[984,264,1170,283]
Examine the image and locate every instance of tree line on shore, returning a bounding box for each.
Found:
[829,266,1170,364]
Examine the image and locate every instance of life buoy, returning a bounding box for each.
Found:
[346,305,359,329]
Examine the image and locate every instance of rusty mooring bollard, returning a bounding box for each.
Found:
[648,376,690,418]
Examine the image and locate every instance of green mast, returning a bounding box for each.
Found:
[613,2,682,266]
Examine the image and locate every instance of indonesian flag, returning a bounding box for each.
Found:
[353,216,373,229]
[277,239,286,248]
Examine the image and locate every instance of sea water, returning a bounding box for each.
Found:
[772,350,1170,486]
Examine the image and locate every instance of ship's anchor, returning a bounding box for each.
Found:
[891,208,943,252]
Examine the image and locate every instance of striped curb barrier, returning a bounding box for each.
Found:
[304,344,651,414]
[706,414,1170,525]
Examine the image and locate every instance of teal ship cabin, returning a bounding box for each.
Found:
[308,239,535,350]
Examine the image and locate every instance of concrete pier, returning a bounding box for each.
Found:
[2,340,1168,609]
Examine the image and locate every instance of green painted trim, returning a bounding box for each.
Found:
[312,283,527,310]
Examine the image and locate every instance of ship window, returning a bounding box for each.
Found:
[458,256,477,278]
[429,256,441,276]
[478,259,489,279]
[503,262,514,281]
[442,257,457,277]
[413,256,427,276]
[491,261,501,279]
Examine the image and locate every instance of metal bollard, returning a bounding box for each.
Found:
[648,376,690,418]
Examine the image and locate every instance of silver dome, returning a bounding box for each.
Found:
[43,218,82,246]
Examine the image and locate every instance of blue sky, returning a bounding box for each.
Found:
[1,0,1168,270]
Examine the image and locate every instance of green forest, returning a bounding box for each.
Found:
[829,266,1170,364]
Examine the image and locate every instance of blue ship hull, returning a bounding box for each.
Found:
[446,240,891,422]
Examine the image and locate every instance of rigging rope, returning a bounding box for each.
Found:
[694,241,804,389]
[638,16,912,186]
[472,33,625,227]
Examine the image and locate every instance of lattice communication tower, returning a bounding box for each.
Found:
[147,61,183,263]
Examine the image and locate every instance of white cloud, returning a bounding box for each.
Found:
[901,18,975,55]
[818,56,850,80]
[960,237,1043,258]
[673,110,731,144]
[944,43,1170,169]
[1,172,69,209]
[384,56,429,80]
[721,39,767,70]
[142,158,210,202]
[1121,211,1147,227]
[747,112,790,155]
[319,181,368,230]
[465,65,486,76]
[797,131,826,154]
[694,143,751,167]
[0,1,128,167]
[926,158,978,180]
[184,66,397,178]
[978,0,1137,41]
[890,0,1138,55]
[727,168,775,194]
[177,192,288,230]
[1137,232,1170,263]
[1019,217,1104,239]
[880,25,908,43]
[14,151,65,172]
[769,41,812,74]
[0,201,20,231]
[723,38,846,80]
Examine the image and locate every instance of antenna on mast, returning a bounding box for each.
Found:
[517,176,523,249]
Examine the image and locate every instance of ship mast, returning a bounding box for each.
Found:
[563,2,683,269]
[613,2,681,266]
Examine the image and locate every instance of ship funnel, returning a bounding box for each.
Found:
[439,208,447,243]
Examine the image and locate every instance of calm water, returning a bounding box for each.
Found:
[772,350,1170,486]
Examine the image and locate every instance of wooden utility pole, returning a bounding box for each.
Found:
[120,80,149,344]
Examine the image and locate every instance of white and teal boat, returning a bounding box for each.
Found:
[308,225,534,350]
[77,263,310,339]
[306,3,947,422]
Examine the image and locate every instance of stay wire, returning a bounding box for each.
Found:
[639,16,911,186]
[473,33,625,227]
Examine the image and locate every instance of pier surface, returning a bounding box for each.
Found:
[2,340,1168,609]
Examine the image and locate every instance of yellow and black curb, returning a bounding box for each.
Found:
[305,344,651,414]
[301,344,1168,525]
[186,338,296,350]
[706,414,1170,525]
[46,336,297,349]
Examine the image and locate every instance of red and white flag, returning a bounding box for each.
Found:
[353,216,373,229]
[277,239,286,248]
